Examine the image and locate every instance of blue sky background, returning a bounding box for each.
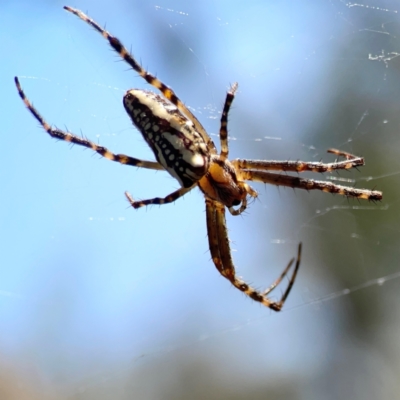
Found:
[2,0,400,399]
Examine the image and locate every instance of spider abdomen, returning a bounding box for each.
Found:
[124,89,210,188]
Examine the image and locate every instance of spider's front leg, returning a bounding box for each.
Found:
[218,82,238,161]
[205,198,301,311]
[232,152,365,174]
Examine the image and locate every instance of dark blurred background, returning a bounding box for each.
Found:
[2,0,400,399]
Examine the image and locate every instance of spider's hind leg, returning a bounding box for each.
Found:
[14,77,164,171]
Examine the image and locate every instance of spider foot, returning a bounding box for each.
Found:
[269,302,283,312]
[327,148,358,160]
[236,243,301,311]
[125,191,144,209]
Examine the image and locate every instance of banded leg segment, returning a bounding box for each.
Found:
[232,155,365,174]
[219,83,238,161]
[14,77,163,171]
[63,6,217,155]
[206,198,301,311]
[125,185,195,209]
[327,148,360,160]
[263,243,301,307]
[241,170,383,201]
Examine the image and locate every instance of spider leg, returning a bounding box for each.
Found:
[263,243,301,307]
[125,185,195,209]
[241,170,383,201]
[232,154,365,173]
[219,83,238,161]
[205,198,300,311]
[14,77,163,171]
[327,148,359,160]
[63,6,217,155]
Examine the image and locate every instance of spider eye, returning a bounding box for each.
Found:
[232,199,241,206]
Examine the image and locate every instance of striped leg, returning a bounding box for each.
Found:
[219,83,238,161]
[125,185,195,209]
[232,154,365,174]
[206,198,301,311]
[240,170,383,201]
[63,6,217,155]
[14,77,163,171]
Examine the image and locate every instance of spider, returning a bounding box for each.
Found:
[15,6,383,311]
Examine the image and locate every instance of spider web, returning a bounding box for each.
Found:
[3,0,400,399]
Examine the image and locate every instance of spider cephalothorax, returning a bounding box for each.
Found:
[198,156,256,212]
[15,6,382,311]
